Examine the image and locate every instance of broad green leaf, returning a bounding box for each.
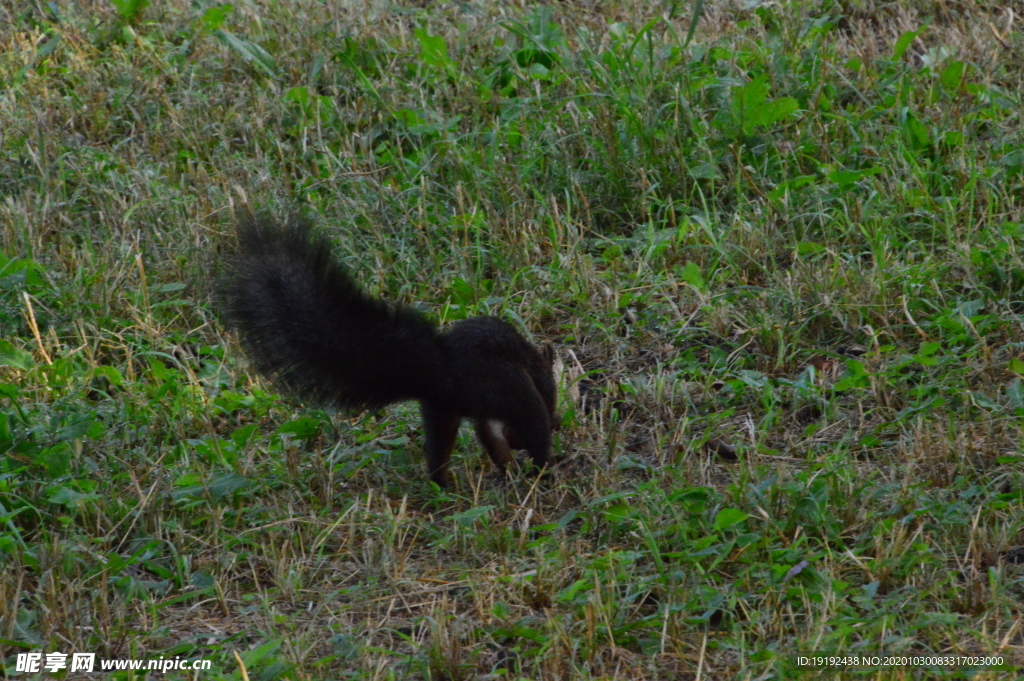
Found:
[828,166,883,190]
[49,486,102,508]
[834,360,870,391]
[277,416,321,440]
[201,4,233,31]
[1006,378,1024,410]
[688,162,720,180]
[285,86,311,107]
[452,505,495,527]
[414,28,453,71]
[93,365,123,387]
[902,112,930,149]
[205,472,249,501]
[603,503,631,524]
[744,96,798,133]
[893,25,927,60]
[681,262,706,292]
[213,29,277,78]
[713,508,748,531]
[110,0,149,22]
[0,340,34,370]
[732,74,798,134]
[797,241,825,256]
[941,60,965,90]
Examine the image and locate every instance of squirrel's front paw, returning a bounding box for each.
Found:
[429,470,455,489]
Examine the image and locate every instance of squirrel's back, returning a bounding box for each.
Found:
[219,216,445,408]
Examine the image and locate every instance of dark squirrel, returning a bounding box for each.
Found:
[219,215,556,486]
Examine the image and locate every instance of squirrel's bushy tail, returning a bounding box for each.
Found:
[219,216,445,408]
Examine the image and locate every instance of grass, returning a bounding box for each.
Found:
[1,0,1024,678]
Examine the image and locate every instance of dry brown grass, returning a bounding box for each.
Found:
[2,0,1024,678]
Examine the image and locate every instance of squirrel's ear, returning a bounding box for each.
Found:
[540,343,555,366]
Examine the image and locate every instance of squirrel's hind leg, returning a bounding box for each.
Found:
[502,394,552,473]
[474,419,515,471]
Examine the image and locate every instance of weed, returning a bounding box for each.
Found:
[1,0,1023,678]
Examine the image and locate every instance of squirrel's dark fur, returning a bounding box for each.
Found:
[219,215,556,486]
